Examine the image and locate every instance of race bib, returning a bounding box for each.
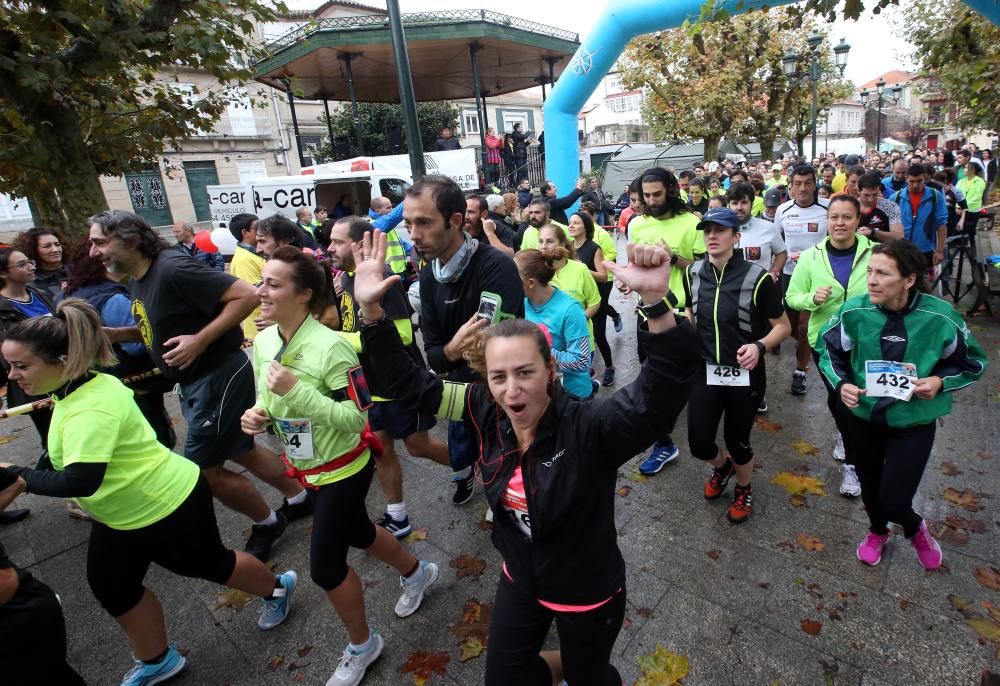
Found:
[706,363,750,387]
[274,417,314,460]
[865,360,917,401]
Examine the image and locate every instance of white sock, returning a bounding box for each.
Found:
[405,561,425,584]
[349,629,373,654]
[254,510,278,527]
[387,501,407,520]
[286,489,308,505]
[452,466,472,481]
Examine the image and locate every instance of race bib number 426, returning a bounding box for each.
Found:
[865,360,917,401]
[706,363,750,387]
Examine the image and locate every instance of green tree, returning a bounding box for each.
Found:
[317,101,460,158]
[896,0,1000,134]
[0,1,281,236]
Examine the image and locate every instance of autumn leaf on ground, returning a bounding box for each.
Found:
[706,549,721,559]
[938,461,963,476]
[791,439,820,456]
[942,487,985,512]
[400,650,450,685]
[450,554,486,579]
[458,637,485,662]
[215,588,253,610]
[628,470,649,483]
[755,416,783,433]
[635,644,689,686]
[928,520,970,546]
[790,494,808,507]
[405,527,429,543]
[973,567,1000,591]
[616,485,632,497]
[949,594,976,619]
[771,472,826,503]
[800,618,823,636]
[296,644,314,658]
[450,597,493,662]
[944,514,987,533]
[966,618,1000,657]
[978,450,992,460]
[265,655,284,671]
[0,433,20,446]
[796,533,825,552]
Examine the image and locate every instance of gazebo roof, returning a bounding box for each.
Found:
[253,9,581,102]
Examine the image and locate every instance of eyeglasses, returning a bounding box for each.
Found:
[12,259,35,269]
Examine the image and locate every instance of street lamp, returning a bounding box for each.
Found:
[783,33,850,160]
[820,107,830,156]
[860,78,903,153]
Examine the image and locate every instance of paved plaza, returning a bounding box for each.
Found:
[1,284,998,686]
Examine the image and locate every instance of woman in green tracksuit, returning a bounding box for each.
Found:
[816,239,987,570]
[240,246,438,686]
[785,195,872,497]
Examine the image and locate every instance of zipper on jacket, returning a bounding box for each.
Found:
[712,262,727,364]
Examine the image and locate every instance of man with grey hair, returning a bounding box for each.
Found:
[465,195,514,256]
[171,220,224,270]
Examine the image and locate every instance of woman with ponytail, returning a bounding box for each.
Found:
[0,299,297,686]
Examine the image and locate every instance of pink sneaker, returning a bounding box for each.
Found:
[856,530,890,566]
[909,520,943,570]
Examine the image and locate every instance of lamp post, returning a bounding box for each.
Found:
[783,35,850,160]
[821,107,830,155]
[859,78,904,154]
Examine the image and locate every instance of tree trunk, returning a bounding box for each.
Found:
[757,136,776,162]
[703,135,721,164]
[27,106,108,239]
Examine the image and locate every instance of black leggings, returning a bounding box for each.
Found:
[687,364,765,466]
[87,476,237,617]
[847,414,936,538]
[811,349,856,466]
[310,457,378,591]
[593,282,615,368]
[484,573,626,686]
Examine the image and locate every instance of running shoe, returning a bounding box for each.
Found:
[376,512,412,539]
[727,484,753,523]
[277,493,314,522]
[591,379,601,396]
[612,313,623,333]
[839,464,861,497]
[327,631,384,686]
[909,520,943,570]
[756,397,768,414]
[832,432,846,461]
[601,367,616,386]
[790,369,807,396]
[244,511,288,561]
[452,474,475,506]
[258,570,297,630]
[704,460,734,500]
[857,530,890,566]
[638,439,680,476]
[120,645,186,686]
[395,561,439,617]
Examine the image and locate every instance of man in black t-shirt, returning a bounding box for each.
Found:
[88,210,307,561]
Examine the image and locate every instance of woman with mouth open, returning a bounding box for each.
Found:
[352,230,699,686]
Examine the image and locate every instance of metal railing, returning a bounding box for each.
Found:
[190,115,274,139]
[264,10,579,53]
[473,146,547,191]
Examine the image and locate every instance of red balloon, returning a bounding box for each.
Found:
[194,231,218,253]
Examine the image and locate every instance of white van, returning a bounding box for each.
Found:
[207,170,412,228]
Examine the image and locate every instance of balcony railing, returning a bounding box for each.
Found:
[190,116,273,139]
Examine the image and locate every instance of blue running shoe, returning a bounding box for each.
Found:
[638,439,680,476]
[612,312,623,333]
[120,645,186,686]
[258,570,297,630]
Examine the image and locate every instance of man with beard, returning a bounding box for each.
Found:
[516,199,567,251]
[464,195,514,256]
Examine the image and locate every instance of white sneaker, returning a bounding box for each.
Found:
[394,561,439,617]
[833,432,846,462]
[840,464,861,497]
[326,631,384,686]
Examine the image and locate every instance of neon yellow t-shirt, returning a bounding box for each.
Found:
[832,172,847,193]
[628,212,705,308]
[594,226,617,261]
[765,176,787,190]
[230,245,265,340]
[752,196,765,217]
[48,373,199,530]
[550,258,601,348]
[520,221,568,251]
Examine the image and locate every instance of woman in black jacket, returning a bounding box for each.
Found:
[352,230,698,686]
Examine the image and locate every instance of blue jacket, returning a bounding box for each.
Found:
[171,242,225,271]
[891,186,947,254]
[881,175,906,200]
[368,203,410,252]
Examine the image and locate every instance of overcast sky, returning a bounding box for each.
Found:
[282,0,917,88]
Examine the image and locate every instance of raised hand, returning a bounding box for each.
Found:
[603,242,672,304]
[350,230,401,320]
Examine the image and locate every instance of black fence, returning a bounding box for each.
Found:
[472,146,547,192]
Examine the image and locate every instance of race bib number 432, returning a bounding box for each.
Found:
[865,360,917,401]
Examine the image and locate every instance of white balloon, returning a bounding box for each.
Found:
[211,227,238,256]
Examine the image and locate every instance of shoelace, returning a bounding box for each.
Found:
[122,661,145,681]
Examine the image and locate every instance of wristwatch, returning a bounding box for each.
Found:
[638,299,671,320]
[753,340,766,355]
[670,253,679,266]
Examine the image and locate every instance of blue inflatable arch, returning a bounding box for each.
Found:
[542,0,1000,193]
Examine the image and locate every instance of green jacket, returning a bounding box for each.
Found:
[785,235,873,347]
[816,291,987,427]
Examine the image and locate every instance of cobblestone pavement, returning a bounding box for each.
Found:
[2,283,998,686]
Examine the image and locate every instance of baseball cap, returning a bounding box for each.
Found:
[696,207,741,231]
[764,188,784,207]
[845,155,861,166]
[772,163,782,171]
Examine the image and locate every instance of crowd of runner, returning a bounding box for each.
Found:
[0,148,989,686]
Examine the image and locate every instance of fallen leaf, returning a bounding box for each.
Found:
[978,450,992,460]
[800,618,823,636]
[616,485,632,497]
[293,673,304,683]
[458,637,485,662]
[938,461,963,476]
[450,598,493,644]
[635,606,654,619]
[635,644,689,686]
[296,644,313,658]
[796,533,826,552]
[899,599,909,610]
[450,554,486,579]
[944,514,987,533]
[405,527,429,543]
[966,617,1000,656]
[973,567,1000,591]
[622,616,633,628]
[0,434,19,445]
[790,494,808,507]
[791,439,820,456]
[627,470,649,483]
[771,472,827,504]
[928,520,970,546]
[265,655,284,672]
[985,602,1000,624]
[706,549,721,560]
[949,594,976,619]
[215,588,253,610]
[400,650,450,685]
[758,582,771,590]
[755,416,784,433]
[942,487,985,512]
